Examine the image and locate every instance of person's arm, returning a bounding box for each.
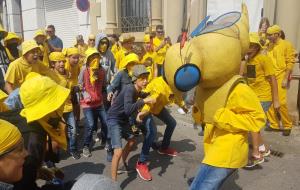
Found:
[153,63,158,78]
[4,82,14,94]
[107,71,122,94]
[124,86,145,116]
[283,41,296,88]
[268,75,280,110]
[239,60,246,76]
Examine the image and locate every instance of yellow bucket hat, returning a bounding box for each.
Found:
[85,48,100,61]
[34,29,46,39]
[21,40,40,56]
[119,53,139,70]
[267,25,281,35]
[0,119,22,155]
[144,34,151,43]
[249,32,261,47]
[19,72,70,123]
[0,24,8,38]
[4,32,22,45]
[119,34,135,43]
[49,52,66,62]
[66,47,79,56]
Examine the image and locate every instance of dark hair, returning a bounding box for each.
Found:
[156,25,164,31]
[47,25,55,31]
[259,17,270,30]
[110,34,119,41]
[280,30,285,40]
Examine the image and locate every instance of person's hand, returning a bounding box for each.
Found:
[37,167,55,181]
[181,106,189,114]
[281,78,288,88]
[107,92,113,101]
[273,100,280,111]
[143,97,156,104]
[136,111,147,123]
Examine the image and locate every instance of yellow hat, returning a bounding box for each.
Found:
[249,32,261,46]
[21,40,40,56]
[85,48,100,61]
[19,72,70,123]
[0,24,8,38]
[88,34,96,40]
[4,32,22,45]
[0,119,22,155]
[144,34,151,43]
[0,89,8,101]
[34,29,46,39]
[119,34,135,43]
[66,47,79,56]
[267,25,281,35]
[119,53,139,69]
[49,52,66,62]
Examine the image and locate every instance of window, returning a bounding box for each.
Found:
[120,0,150,32]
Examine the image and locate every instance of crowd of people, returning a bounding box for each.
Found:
[0,13,299,190]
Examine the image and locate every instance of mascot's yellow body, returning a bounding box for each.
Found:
[164,4,266,169]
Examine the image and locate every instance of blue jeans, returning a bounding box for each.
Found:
[83,105,107,147]
[155,107,176,149]
[190,164,235,190]
[260,101,272,113]
[108,120,134,149]
[139,115,157,162]
[63,112,77,152]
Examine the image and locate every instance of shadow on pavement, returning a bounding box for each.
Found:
[220,170,242,190]
[61,162,106,182]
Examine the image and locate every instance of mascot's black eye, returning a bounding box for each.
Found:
[174,63,201,92]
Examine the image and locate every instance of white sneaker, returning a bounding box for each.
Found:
[177,108,186,115]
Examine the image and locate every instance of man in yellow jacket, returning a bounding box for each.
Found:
[135,76,186,181]
[115,34,135,70]
[266,25,296,136]
[141,34,158,81]
[4,32,22,62]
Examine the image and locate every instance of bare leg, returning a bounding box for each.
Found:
[122,138,136,164]
[111,148,122,181]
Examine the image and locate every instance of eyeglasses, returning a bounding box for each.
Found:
[46,30,54,33]
[0,138,25,158]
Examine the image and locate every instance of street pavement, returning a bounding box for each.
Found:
[54,106,300,190]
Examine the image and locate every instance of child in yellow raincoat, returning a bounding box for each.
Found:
[49,52,80,159]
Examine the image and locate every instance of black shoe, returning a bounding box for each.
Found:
[282,130,291,136]
[70,151,81,160]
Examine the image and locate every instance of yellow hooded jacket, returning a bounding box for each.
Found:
[141,77,184,115]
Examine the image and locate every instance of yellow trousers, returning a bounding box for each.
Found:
[267,73,292,129]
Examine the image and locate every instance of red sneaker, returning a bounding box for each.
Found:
[158,147,178,156]
[136,162,152,181]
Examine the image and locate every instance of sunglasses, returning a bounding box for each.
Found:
[89,39,95,41]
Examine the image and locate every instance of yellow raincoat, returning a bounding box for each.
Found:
[0,90,8,112]
[267,37,296,129]
[4,32,22,62]
[141,77,184,115]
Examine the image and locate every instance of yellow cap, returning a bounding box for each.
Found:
[144,34,151,43]
[88,34,96,40]
[4,32,22,45]
[119,34,135,43]
[66,47,79,56]
[0,89,8,101]
[19,72,70,123]
[267,25,281,35]
[119,53,139,69]
[0,24,8,38]
[0,119,22,155]
[21,40,40,56]
[34,29,46,39]
[49,52,66,62]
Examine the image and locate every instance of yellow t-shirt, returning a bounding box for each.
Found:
[5,57,60,88]
[141,51,158,81]
[203,83,265,168]
[246,53,275,101]
[153,37,170,65]
[267,38,296,76]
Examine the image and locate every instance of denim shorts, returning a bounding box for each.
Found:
[108,121,134,149]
